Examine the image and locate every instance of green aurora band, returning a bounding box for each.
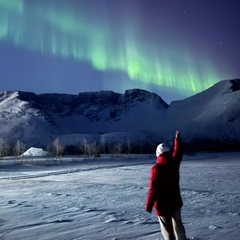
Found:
[0,0,221,95]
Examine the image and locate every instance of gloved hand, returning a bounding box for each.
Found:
[175,130,180,138]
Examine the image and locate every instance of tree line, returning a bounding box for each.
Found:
[0,137,155,159]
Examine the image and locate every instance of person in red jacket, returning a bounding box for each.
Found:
[146,130,186,240]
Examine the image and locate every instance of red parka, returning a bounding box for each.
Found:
[145,136,183,216]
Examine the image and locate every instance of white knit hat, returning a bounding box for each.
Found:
[156,143,170,157]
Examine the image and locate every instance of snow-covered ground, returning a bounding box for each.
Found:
[0,153,239,240]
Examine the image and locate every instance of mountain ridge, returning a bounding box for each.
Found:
[0,79,240,152]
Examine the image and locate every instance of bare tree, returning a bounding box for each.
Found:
[126,138,132,154]
[48,138,64,158]
[13,140,26,156]
[79,138,88,155]
[88,141,100,157]
[78,139,100,157]
[0,139,9,158]
[110,143,123,157]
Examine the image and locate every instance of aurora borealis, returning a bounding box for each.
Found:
[0,0,239,102]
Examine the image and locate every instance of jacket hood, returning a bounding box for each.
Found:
[156,152,172,165]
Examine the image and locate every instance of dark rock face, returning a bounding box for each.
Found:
[230,79,240,92]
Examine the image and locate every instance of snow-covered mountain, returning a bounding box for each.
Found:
[0,79,240,152]
[166,79,240,151]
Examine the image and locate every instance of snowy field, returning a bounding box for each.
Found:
[0,152,239,240]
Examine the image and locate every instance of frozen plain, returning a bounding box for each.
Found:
[0,152,239,240]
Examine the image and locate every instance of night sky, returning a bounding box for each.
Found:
[0,0,239,103]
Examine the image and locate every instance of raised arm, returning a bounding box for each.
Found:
[175,130,180,139]
[172,130,183,164]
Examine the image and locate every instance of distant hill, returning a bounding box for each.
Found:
[0,79,240,153]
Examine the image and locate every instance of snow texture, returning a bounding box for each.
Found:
[21,147,48,157]
[0,152,239,240]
